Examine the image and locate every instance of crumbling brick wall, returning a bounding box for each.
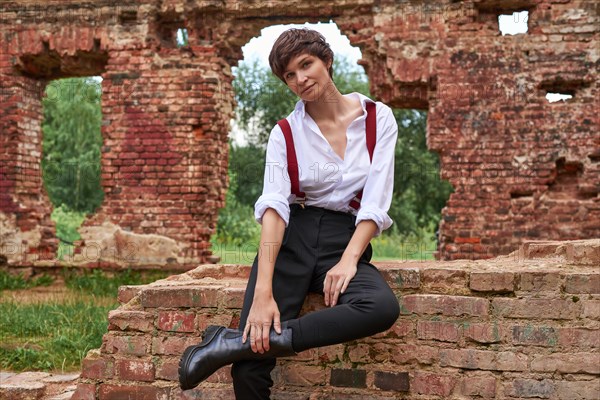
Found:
[72,239,600,399]
[0,0,598,267]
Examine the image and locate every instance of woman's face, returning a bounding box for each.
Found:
[283,52,332,101]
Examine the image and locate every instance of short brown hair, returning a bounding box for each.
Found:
[268,28,334,83]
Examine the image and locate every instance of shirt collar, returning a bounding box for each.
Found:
[294,91,372,120]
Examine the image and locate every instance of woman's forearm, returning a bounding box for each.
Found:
[255,208,286,297]
[342,220,377,263]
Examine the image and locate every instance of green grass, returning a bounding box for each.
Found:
[0,268,172,373]
[0,298,115,372]
[371,228,438,261]
[210,229,438,264]
[50,205,87,261]
[61,268,172,297]
[0,270,55,291]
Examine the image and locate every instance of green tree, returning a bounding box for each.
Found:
[42,77,104,213]
[390,109,454,235]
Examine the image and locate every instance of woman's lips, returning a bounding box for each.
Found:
[302,84,315,94]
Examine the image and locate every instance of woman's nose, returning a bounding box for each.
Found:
[296,71,308,84]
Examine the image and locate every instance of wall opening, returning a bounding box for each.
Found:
[212,22,451,263]
[41,77,105,261]
[176,28,189,48]
[498,10,529,35]
[546,92,573,103]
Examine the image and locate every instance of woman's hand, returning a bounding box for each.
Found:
[242,292,281,353]
[323,256,358,307]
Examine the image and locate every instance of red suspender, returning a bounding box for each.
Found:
[276,118,306,202]
[277,100,376,209]
[349,101,377,210]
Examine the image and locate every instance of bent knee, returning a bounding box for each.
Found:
[374,290,400,331]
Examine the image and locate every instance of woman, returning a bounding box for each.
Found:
[179,27,400,399]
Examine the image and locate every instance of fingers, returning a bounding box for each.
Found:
[323,274,330,306]
[261,322,271,352]
[250,324,259,353]
[331,277,346,307]
[242,321,250,343]
[273,313,282,334]
[325,273,353,307]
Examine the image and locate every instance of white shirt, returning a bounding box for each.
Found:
[254,92,398,237]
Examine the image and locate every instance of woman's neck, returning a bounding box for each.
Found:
[305,88,353,123]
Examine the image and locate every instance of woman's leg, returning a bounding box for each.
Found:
[283,210,400,352]
[231,211,321,400]
[285,259,400,352]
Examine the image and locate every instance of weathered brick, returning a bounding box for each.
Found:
[70,383,97,400]
[564,273,600,294]
[278,364,326,386]
[464,322,503,343]
[108,310,154,332]
[316,344,344,363]
[459,374,496,398]
[373,371,410,392]
[219,287,245,308]
[98,384,169,400]
[417,320,461,342]
[392,344,438,365]
[141,286,220,308]
[171,387,236,399]
[348,343,371,363]
[412,371,457,397]
[154,358,178,381]
[558,327,600,349]
[470,271,515,292]
[421,268,468,292]
[582,300,600,320]
[152,335,199,355]
[373,319,414,338]
[102,334,147,356]
[400,294,489,317]
[503,379,555,398]
[512,325,558,347]
[330,369,366,388]
[157,311,196,332]
[81,357,113,380]
[197,312,235,332]
[440,349,528,371]
[378,267,420,289]
[117,285,143,305]
[115,358,155,382]
[492,298,582,320]
[518,271,562,292]
[531,352,600,374]
[555,380,600,400]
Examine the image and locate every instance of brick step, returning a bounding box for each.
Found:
[0,371,79,400]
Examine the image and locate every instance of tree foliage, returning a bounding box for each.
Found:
[41,77,104,213]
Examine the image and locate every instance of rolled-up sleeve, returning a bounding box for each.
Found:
[355,105,398,236]
[254,124,292,226]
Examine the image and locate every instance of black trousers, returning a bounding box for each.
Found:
[231,204,400,399]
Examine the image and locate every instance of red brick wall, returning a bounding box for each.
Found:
[73,239,600,399]
[1,0,598,266]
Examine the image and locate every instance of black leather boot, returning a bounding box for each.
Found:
[178,322,296,390]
